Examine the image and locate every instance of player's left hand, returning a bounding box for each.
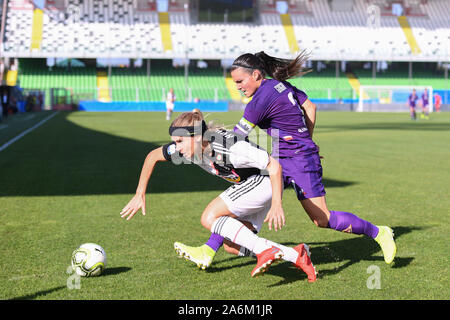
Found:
[120,193,146,221]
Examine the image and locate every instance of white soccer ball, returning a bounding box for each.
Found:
[71,243,107,277]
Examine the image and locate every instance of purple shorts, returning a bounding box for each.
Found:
[279,153,326,201]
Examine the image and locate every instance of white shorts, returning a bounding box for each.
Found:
[219,175,274,232]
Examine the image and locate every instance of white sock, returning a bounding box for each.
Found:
[263,239,299,264]
[211,217,300,263]
[211,216,300,262]
[211,216,269,254]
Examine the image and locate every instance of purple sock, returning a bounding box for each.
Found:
[328,211,379,239]
[205,233,224,252]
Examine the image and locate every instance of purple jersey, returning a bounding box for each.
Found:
[408,94,418,107]
[234,79,318,158]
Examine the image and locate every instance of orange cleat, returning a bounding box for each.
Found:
[293,243,317,282]
[251,246,284,278]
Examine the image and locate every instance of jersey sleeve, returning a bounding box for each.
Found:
[228,141,269,170]
[233,99,264,136]
[234,116,256,136]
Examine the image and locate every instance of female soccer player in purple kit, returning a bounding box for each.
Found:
[420,88,430,119]
[175,51,396,271]
[408,89,419,120]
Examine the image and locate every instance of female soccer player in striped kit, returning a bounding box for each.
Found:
[120,110,317,281]
[175,52,396,269]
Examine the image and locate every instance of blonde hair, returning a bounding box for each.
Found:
[171,110,204,127]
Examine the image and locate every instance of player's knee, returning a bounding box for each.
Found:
[304,211,330,228]
[313,217,329,228]
[308,212,330,228]
[200,213,211,230]
[200,209,217,231]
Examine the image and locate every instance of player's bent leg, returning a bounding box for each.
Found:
[302,196,381,239]
[177,176,274,272]
[173,196,237,270]
[374,226,397,264]
[302,195,395,264]
[200,176,270,255]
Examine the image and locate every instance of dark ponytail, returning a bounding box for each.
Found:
[231,50,311,81]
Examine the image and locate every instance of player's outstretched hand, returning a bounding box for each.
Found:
[264,204,286,231]
[120,194,146,220]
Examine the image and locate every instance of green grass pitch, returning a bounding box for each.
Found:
[0,110,449,300]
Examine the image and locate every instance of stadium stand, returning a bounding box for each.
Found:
[107,60,230,102]
[2,0,449,61]
[18,58,96,90]
[0,0,448,109]
[17,58,97,106]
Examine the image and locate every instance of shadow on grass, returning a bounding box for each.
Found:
[269,225,419,287]
[0,111,355,197]
[0,111,229,196]
[10,286,67,300]
[9,267,132,300]
[207,226,420,286]
[102,266,132,276]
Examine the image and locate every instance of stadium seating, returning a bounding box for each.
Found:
[260,13,291,56]
[290,0,420,60]
[2,0,449,104]
[406,0,450,59]
[16,58,97,106]
[18,58,96,89]
[2,0,449,61]
[105,61,230,102]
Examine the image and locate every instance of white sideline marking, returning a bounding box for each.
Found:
[0,111,59,152]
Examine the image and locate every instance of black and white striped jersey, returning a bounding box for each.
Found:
[162,129,269,184]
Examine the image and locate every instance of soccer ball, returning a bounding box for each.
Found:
[71,243,107,277]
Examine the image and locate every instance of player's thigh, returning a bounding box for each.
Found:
[201,198,263,242]
[280,155,326,202]
[218,175,272,231]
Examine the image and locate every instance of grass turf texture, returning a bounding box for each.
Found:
[0,110,449,300]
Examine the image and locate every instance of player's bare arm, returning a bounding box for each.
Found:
[120,146,167,220]
[301,99,317,138]
[264,156,285,231]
